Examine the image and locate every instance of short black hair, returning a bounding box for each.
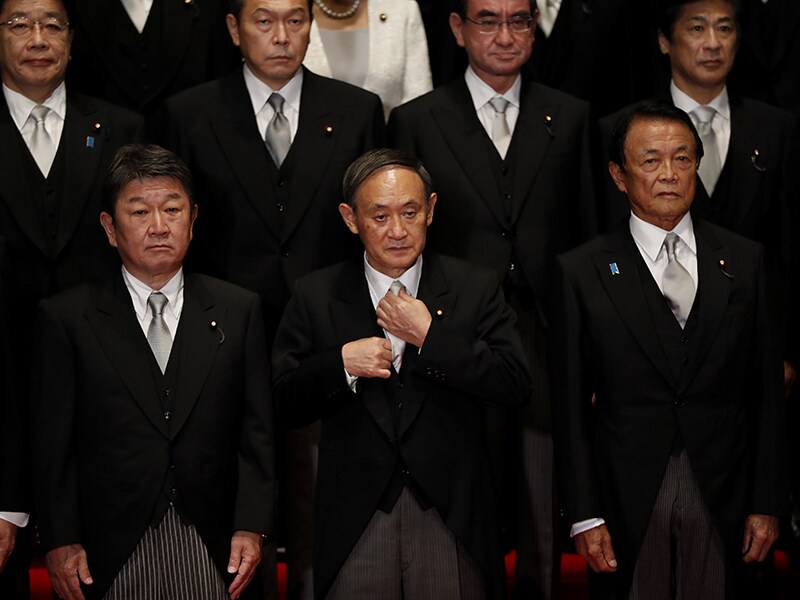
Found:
[657,0,741,41]
[451,0,535,18]
[102,144,195,218]
[608,100,703,170]
[342,149,433,211]
[228,0,313,18]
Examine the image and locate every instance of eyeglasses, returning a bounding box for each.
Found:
[464,15,534,35]
[0,16,70,38]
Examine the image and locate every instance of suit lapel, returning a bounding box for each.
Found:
[208,73,282,239]
[56,93,105,256]
[722,98,762,227]
[678,222,732,392]
[168,273,223,438]
[148,0,196,105]
[281,70,343,243]
[594,225,676,389]
[86,274,170,437]
[431,80,510,230]
[330,260,395,440]
[0,96,49,256]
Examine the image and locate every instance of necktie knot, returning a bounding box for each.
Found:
[268,93,286,114]
[664,232,679,260]
[147,291,168,316]
[389,280,407,296]
[488,97,509,115]
[30,104,50,125]
[691,105,716,134]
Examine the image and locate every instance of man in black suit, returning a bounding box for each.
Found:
[0,0,143,595]
[32,144,274,600]
[553,100,786,599]
[272,148,531,599]
[66,0,240,117]
[389,1,594,597]
[161,2,384,597]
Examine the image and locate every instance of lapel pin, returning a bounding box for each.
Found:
[750,149,766,172]
[92,122,102,132]
[379,12,387,21]
[435,309,444,319]
[86,136,95,148]
[209,320,226,344]
[718,259,734,279]
[609,262,620,276]
[543,114,554,138]
[324,125,333,136]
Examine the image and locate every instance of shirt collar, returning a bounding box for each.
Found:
[122,266,184,321]
[243,63,303,117]
[464,66,521,111]
[629,211,696,262]
[2,81,67,130]
[363,253,423,299]
[670,80,730,122]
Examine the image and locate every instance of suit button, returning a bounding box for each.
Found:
[282,250,290,257]
[163,388,171,397]
[168,487,176,496]
[169,464,175,470]
[426,367,432,375]
[396,382,404,389]
[504,192,512,201]
[681,337,689,345]
[402,469,410,475]
[397,402,403,410]
[164,410,171,420]
[277,203,284,212]
[501,167,509,175]
[278,179,286,187]
[682,356,688,365]
[508,262,516,271]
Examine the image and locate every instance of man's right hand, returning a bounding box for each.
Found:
[574,524,618,573]
[45,544,92,600]
[0,519,17,573]
[342,337,393,379]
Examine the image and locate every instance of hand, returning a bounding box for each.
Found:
[227,530,262,599]
[0,519,17,573]
[574,524,618,573]
[376,288,431,348]
[45,544,92,600]
[742,514,779,563]
[342,337,392,379]
[783,360,796,398]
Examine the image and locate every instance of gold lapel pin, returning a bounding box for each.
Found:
[380,13,387,21]
[325,125,334,136]
[435,309,444,319]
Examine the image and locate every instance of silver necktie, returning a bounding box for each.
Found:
[662,233,696,328]
[265,93,291,167]
[147,292,172,373]
[692,105,722,195]
[29,105,55,176]
[488,97,511,158]
[388,281,407,372]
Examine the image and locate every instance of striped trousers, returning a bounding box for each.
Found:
[104,507,228,600]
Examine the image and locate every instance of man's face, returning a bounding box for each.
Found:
[609,117,697,230]
[0,0,72,101]
[227,0,310,90]
[450,0,535,91]
[100,177,197,284]
[658,0,737,96]
[339,167,436,279]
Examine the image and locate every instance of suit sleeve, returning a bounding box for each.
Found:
[412,272,531,406]
[550,254,604,525]
[233,295,276,535]
[31,302,82,550]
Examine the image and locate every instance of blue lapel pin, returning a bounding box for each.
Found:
[609,262,620,275]
[86,136,95,148]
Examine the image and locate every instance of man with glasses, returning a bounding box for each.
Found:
[389,1,594,598]
[0,0,142,596]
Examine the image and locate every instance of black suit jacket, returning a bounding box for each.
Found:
[272,253,531,599]
[552,220,787,598]
[160,68,385,340]
[388,76,595,327]
[66,0,239,116]
[32,272,275,599]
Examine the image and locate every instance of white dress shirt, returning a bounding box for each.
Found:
[3,81,67,159]
[671,81,731,167]
[120,0,154,33]
[243,64,303,146]
[570,212,698,538]
[122,267,185,340]
[464,66,521,142]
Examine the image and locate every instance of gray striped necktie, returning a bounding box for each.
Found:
[265,93,291,167]
[662,233,696,328]
[388,281,407,371]
[488,97,511,158]
[147,292,172,373]
[692,105,722,195]
[29,105,55,176]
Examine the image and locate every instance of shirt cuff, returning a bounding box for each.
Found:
[344,369,358,393]
[570,517,605,538]
[0,512,30,528]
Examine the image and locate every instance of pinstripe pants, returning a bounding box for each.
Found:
[326,487,486,600]
[629,450,726,600]
[104,507,228,600]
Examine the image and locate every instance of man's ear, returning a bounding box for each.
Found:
[99,212,118,248]
[338,203,359,235]
[450,12,466,48]
[657,30,670,56]
[608,162,627,194]
[425,193,437,226]
[226,13,241,47]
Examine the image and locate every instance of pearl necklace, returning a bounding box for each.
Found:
[314,0,361,19]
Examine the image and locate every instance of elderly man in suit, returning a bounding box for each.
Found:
[160,1,384,596]
[31,144,274,600]
[272,148,530,599]
[388,1,594,597]
[553,100,787,600]
[0,0,143,595]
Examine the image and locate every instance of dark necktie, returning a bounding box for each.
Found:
[265,93,291,167]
